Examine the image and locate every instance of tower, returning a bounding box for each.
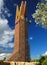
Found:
[6,1,30,62]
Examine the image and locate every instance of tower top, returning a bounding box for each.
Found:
[16,1,26,23]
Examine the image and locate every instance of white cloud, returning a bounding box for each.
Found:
[0,49,13,53]
[14,3,17,6]
[0,0,4,10]
[4,30,14,35]
[0,20,14,48]
[2,43,14,48]
[7,13,12,17]
[42,51,47,56]
[0,0,12,18]
[0,0,14,48]
[0,53,11,60]
[29,20,32,23]
[29,37,33,40]
[8,43,14,48]
[0,18,8,25]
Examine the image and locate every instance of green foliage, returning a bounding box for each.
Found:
[32,0,47,28]
[31,59,39,62]
[39,56,45,63]
[39,56,47,65]
[31,55,47,65]
[2,57,6,61]
[41,59,47,65]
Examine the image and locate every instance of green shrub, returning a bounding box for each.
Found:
[39,56,45,63]
[2,57,6,61]
[41,59,47,65]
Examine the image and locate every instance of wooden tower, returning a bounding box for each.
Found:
[6,1,30,62]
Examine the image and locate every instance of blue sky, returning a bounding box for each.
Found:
[0,0,47,60]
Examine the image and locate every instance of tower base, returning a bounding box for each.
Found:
[6,51,30,62]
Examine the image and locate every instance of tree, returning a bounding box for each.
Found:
[39,55,47,65]
[2,57,6,61]
[32,0,47,28]
[39,56,45,63]
[31,59,39,62]
[41,59,47,65]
